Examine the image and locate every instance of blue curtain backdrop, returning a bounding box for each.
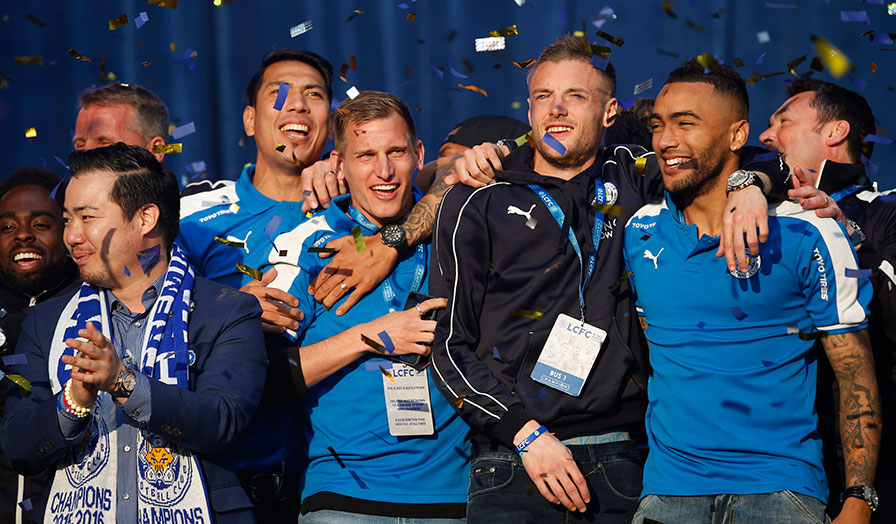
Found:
[2,0,894,189]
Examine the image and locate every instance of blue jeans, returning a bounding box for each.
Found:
[299,510,464,524]
[632,491,832,524]
[466,440,642,524]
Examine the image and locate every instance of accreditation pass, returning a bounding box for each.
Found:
[531,313,607,396]
[382,363,434,436]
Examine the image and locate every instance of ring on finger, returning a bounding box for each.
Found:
[822,195,829,206]
[415,303,423,316]
[340,282,348,291]
[325,170,336,176]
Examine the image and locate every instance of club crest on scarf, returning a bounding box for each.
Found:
[137,432,194,506]
[63,411,111,488]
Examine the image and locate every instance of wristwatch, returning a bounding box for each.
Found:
[845,219,866,247]
[841,485,878,512]
[726,170,763,195]
[495,138,519,154]
[112,368,137,399]
[380,223,409,253]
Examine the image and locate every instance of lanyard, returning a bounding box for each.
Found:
[526,183,605,320]
[829,184,872,203]
[347,204,427,305]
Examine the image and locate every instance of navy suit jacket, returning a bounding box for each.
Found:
[0,276,267,524]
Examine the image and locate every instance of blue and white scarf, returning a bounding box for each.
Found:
[46,244,212,524]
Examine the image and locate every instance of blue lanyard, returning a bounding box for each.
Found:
[347,204,427,305]
[829,184,872,203]
[526,183,605,319]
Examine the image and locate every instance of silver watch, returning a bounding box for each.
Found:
[726,170,762,195]
[113,368,137,398]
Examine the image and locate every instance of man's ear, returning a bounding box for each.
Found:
[730,119,749,151]
[138,203,161,237]
[147,136,166,162]
[330,149,342,177]
[824,120,850,148]
[243,105,256,137]
[414,139,425,171]
[602,98,619,128]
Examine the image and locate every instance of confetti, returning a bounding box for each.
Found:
[24,127,36,139]
[865,134,895,145]
[14,56,43,65]
[170,42,177,52]
[871,62,878,73]
[512,310,543,320]
[448,62,468,78]
[327,446,347,468]
[515,131,533,147]
[275,143,286,153]
[154,143,182,154]
[729,306,747,320]
[2,354,27,366]
[661,1,677,18]
[407,12,416,21]
[458,83,488,97]
[453,394,468,409]
[235,262,263,281]
[845,268,873,278]
[5,374,31,393]
[273,83,289,110]
[733,58,745,67]
[185,161,207,174]
[656,48,679,58]
[590,54,609,71]
[841,11,869,23]
[608,271,633,291]
[213,236,244,249]
[171,121,196,140]
[809,57,824,73]
[596,30,624,47]
[513,58,536,69]
[633,78,653,95]
[812,35,850,78]
[787,55,807,73]
[339,63,350,82]
[18,499,32,512]
[634,156,648,176]
[109,14,128,31]
[542,132,566,155]
[697,53,720,71]
[352,225,366,251]
[148,0,179,8]
[592,7,616,29]
[137,244,161,274]
[346,86,360,99]
[305,211,313,218]
[696,321,707,329]
[135,11,149,28]
[755,52,767,65]
[492,346,502,361]
[475,37,505,52]
[346,10,365,22]
[349,54,357,70]
[380,366,395,382]
[488,24,518,37]
[786,324,800,335]
[618,96,634,108]
[290,20,313,38]
[229,202,240,214]
[429,64,444,80]
[592,203,622,216]
[25,13,45,27]
[889,3,896,15]
[686,20,706,34]
[67,47,91,62]
[361,334,385,353]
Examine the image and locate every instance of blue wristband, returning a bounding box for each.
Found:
[515,425,549,455]
[57,393,79,421]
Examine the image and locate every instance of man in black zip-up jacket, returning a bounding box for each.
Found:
[430,35,788,524]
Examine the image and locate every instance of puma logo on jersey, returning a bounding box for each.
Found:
[643,247,664,269]
[507,203,538,230]
[226,231,252,254]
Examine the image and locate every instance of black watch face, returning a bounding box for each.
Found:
[382,225,404,246]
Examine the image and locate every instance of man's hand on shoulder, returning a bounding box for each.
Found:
[300,158,348,212]
[240,268,304,333]
[716,184,768,273]
[443,142,510,187]
[788,165,845,222]
[308,233,398,315]
[515,420,590,513]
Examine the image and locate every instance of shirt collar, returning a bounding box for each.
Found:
[815,159,870,194]
[235,164,306,215]
[108,271,166,315]
[332,186,425,234]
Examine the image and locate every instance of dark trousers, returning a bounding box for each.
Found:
[466,440,642,524]
[238,471,301,524]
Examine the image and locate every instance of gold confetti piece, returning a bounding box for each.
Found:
[361,333,385,353]
[141,61,151,67]
[305,211,313,219]
[349,54,357,70]
[543,261,562,274]
[746,71,785,85]
[278,249,288,257]
[24,127,36,139]
[573,30,585,38]
[307,247,337,254]
[67,47,91,62]
[489,24,518,37]
[339,63,349,82]
[170,42,177,52]
[515,130,533,147]
[596,30,624,47]
[25,13,46,27]
[275,143,286,153]
[786,55,807,74]
[148,0,179,8]
[352,226,366,251]
[213,236,244,248]
[634,156,648,176]
[153,143,182,154]
[662,1,678,18]
[696,53,720,71]
[6,374,31,393]
[592,203,622,216]
[733,58,745,67]
[229,203,240,214]
[608,270,633,291]
[380,366,395,382]
[592,45,613,56]
[407,12,416,21]
[871,62,878,73]
[14,56,43,65]
[453,394,468,409]
[512,310,543,320]
[346,9,365,22]
[235,262,263,281]
[809,57,824,72]
[513,58,536,69]
[511,101,521,109]
[109,14,128,31]
[812,35,850,78]
[458,83,488,97]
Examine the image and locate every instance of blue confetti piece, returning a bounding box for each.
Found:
[430,64,444,80]
[848,75,867,92]
[861,155,879,178]
[696,321,706,329]
[491,346,502,361]
[18,499,32,512]
[762,360,775,367]
[364,361,385,371]
[349,470,369,489]
[49,179,63,199]
[521,387,548,399]
[756,52,767,65]
[0,308,6,318]
[273,83,290,111]
[171,121,196,140]
[54,156,69,171]
[729,306,747,320]
[263,215,282,248]
[845,268,873,278]
[448,61,468,79]
[124,265,131,277]
[2,354,27,366]
[618,96,635,109]
[590,54,609,71]
[397,3,410,9]
[840,10,869,23]
[864,134,895,145]
[872,33,893,45]
[134,11,149,29]
[137,244,162,274]
[378,331,395,354]
[185,160,207,174]
[542,132,566,155]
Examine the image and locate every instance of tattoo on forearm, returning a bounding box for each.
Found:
[824,330,881,487]
[400,159,456,246]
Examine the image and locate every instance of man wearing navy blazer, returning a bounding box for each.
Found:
[0,143,267,524]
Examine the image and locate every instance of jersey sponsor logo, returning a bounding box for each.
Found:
[729,253,761,279]
[507,203,538,230]
[643,247,664,269]
[197,208,233,223]
[603,182,618,205]
[630,221,655,230]
[812,247,829,300]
